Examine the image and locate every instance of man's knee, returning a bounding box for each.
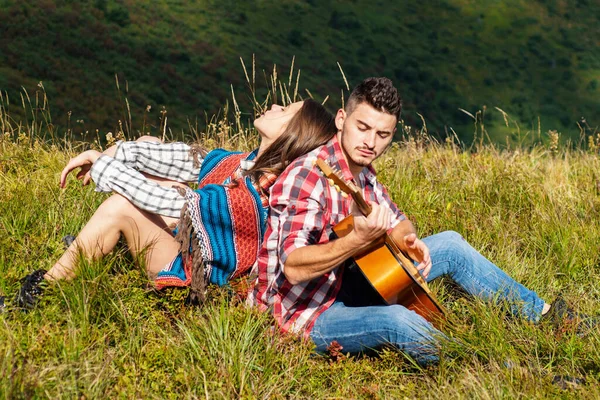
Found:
[436,230,464,243]
[429,230,475,263]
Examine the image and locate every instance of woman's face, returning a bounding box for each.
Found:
[254,101,304,145]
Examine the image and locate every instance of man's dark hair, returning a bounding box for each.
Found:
[345,77,402,119]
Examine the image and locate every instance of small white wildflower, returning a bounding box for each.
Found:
[106,132,115,146]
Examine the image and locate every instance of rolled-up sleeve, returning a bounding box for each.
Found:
[113,140,201,183]
[90,155,185,218]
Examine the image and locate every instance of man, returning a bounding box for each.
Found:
[249,77,583,366]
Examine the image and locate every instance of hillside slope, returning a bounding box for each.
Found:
[2,134,600,397]
[1,0,598,142]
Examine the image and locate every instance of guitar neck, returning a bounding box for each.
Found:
[350,192,372,216]
[314,159,373,216]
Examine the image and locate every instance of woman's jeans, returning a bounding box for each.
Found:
[310,231,546,365]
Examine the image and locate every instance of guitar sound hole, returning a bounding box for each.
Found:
[338,260,386,307]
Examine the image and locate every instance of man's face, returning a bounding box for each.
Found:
[336,102,397,173]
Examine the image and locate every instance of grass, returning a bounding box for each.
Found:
[2,89,600,398]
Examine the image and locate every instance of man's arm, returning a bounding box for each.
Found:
[285,208,433,283]
[390,219,417,245]
[283,202,394,285]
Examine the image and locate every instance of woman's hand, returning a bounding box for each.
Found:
[74,145,118,186]
[60,150,102,188]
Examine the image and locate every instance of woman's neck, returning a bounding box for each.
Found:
[255,139,271,159]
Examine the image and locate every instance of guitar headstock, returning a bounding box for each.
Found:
[315,158,371,216]
[315,159,357,194]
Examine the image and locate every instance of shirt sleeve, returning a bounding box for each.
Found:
[90,155,186,218]
[270,166,327,267]
[113,140,201,183]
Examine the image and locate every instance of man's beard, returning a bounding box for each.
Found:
[350,146,376,167]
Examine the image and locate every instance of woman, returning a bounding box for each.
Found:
[15,99,337,308]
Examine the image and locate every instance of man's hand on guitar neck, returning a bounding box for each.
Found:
[391,220,432,279]
[350,201,394,245]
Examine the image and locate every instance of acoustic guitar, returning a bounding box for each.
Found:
[316,159,446,327]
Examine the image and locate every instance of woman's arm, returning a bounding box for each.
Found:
[61,150,186,218]
[89,155,187,218]
[112,140,201,183]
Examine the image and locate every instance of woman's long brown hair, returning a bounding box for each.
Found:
[246,99,336,183]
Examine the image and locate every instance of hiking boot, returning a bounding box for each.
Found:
[552,374,586,389]
[62,234,76,249]
[14,269,47,310]
[543,295,598,337]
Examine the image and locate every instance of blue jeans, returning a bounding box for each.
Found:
[310,231,546,365]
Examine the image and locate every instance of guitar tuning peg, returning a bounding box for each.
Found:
[334,184,341,193]
[341,191,349,198]
[328,178,335,187]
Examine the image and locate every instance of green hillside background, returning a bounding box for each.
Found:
[1,0,599,144]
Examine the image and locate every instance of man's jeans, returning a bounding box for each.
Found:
[310,231,546,365]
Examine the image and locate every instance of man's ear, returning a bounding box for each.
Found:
[335,109,346,131]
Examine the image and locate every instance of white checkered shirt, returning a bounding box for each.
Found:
[90,140,201,218]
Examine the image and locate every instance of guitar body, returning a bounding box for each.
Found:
[334,215,445,328]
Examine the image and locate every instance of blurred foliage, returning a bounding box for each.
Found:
[0,0,599,144]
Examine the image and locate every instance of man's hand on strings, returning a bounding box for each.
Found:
[400,233,432,279]
[60,150,102,188]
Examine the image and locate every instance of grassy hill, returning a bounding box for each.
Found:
[2,128,600,397]
[1,0,599,144]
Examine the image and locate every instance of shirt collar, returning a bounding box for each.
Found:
[240,149,259,171]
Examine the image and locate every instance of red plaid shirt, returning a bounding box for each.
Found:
[248,135,405,337]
